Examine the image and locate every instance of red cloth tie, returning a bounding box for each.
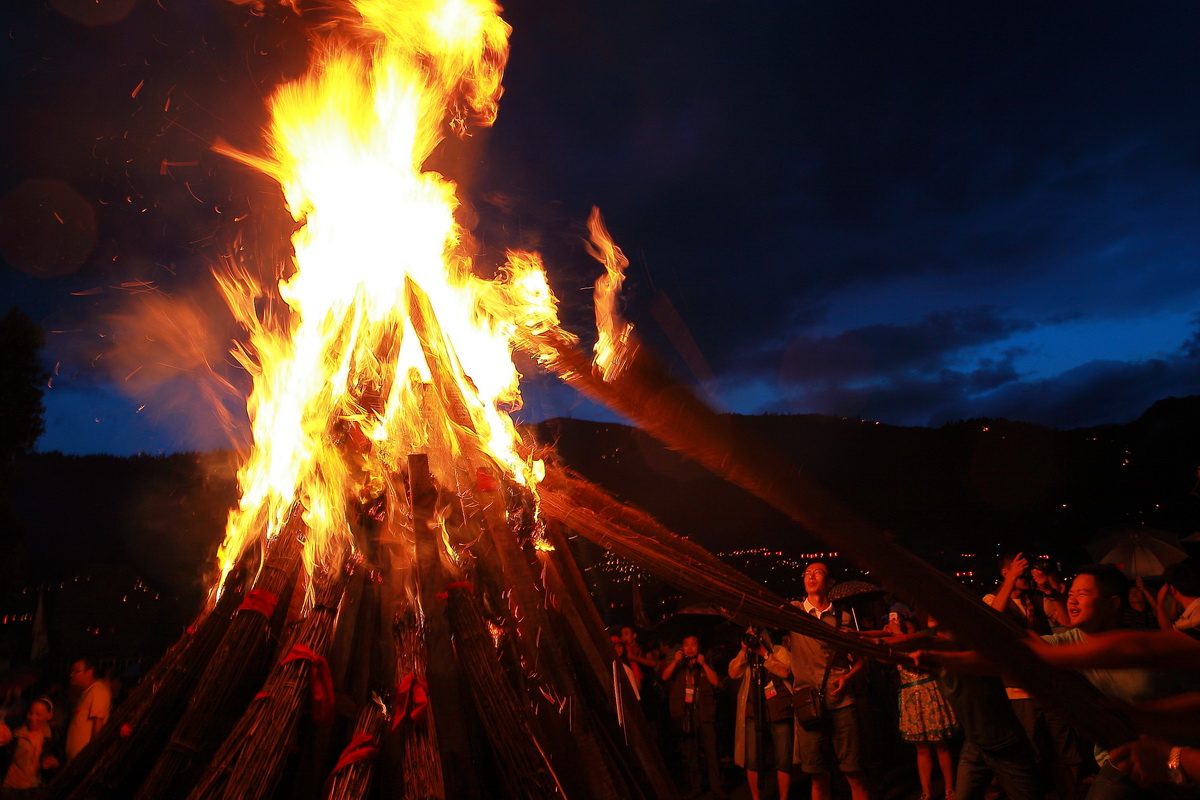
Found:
[474,467,500,492]
[436,580,474,601]
[392,673,429,729]
[322,732,379,793]
[237,589,280,618]
[281,643,334,724]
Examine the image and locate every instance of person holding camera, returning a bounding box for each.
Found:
[789,562,869,800]
[729,628,794,800]
[661,635,722,799]
[985,553,1081,800]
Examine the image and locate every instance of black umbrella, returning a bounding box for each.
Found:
[829,580,886,603]
[828,580,886,630]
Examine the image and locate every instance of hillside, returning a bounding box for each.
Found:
[2,395,1199,658]
[536,395,1200,564]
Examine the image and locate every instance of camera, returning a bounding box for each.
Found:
[742,628,763,648]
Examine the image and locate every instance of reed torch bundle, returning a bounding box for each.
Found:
[133,511,307,800]
[186,556,352,800]
[322,696,387,800]
[444,582,562,800]
[50,561,251,800]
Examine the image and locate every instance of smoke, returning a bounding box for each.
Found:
[95,282,254,455]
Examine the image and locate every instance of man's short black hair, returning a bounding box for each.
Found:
[1164,558,1200,598]
[1076,563,1129,604]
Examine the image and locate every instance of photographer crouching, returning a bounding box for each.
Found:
[662,635,723,799]
[730,627,794,800]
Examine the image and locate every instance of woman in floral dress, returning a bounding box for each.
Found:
[887,606,959,800]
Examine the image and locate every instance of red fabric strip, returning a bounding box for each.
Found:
[323,732,379,793]
[237,589,280,618]
[392,673,430,730]
[281,643,335,725]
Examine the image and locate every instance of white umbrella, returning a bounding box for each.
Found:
[1089,529,1187,578]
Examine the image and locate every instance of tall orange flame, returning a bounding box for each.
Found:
[211,0,561,585]
[586,207,634,381]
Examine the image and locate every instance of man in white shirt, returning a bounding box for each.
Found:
[789,563,868,800]
[65,659,111,761]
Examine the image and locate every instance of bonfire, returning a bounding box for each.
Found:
[46,1,1133,798]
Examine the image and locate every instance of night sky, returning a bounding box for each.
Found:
[3,0,1200,456]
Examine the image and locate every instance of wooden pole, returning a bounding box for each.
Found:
[409,453,481,800]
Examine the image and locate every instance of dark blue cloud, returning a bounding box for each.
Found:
[748,307,1036,385]
[5,0,1200,453]
[743,319,1200,430]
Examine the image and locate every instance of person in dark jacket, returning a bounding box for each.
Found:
[662,634,722,798]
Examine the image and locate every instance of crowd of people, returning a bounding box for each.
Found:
[2,556,1198,800]
[614,556,1200,800]
[0,658,113,798]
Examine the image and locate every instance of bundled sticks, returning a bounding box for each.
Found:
[518,323,1135,748]
[49,563,251,800]
[386,609,443,800]
[186,558,351,800]
[539,465,901,663]
[134,516,307,800]
[323,698,387,800]
[444,582,562,800]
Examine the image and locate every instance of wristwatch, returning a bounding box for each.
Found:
[1168,746,1190,786]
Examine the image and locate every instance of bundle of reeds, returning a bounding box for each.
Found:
[185,557,351,800]
[133,516,307,800]
[444,582,561,800]
[385,607,443,799]
[538,470,900,663]
[322,696,386,800]
[48,561,252,800]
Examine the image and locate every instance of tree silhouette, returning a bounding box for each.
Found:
[0,307,48,460]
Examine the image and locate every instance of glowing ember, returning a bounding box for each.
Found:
[211,0,567,585]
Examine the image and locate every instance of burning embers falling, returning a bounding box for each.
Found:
[210,0,619,585]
